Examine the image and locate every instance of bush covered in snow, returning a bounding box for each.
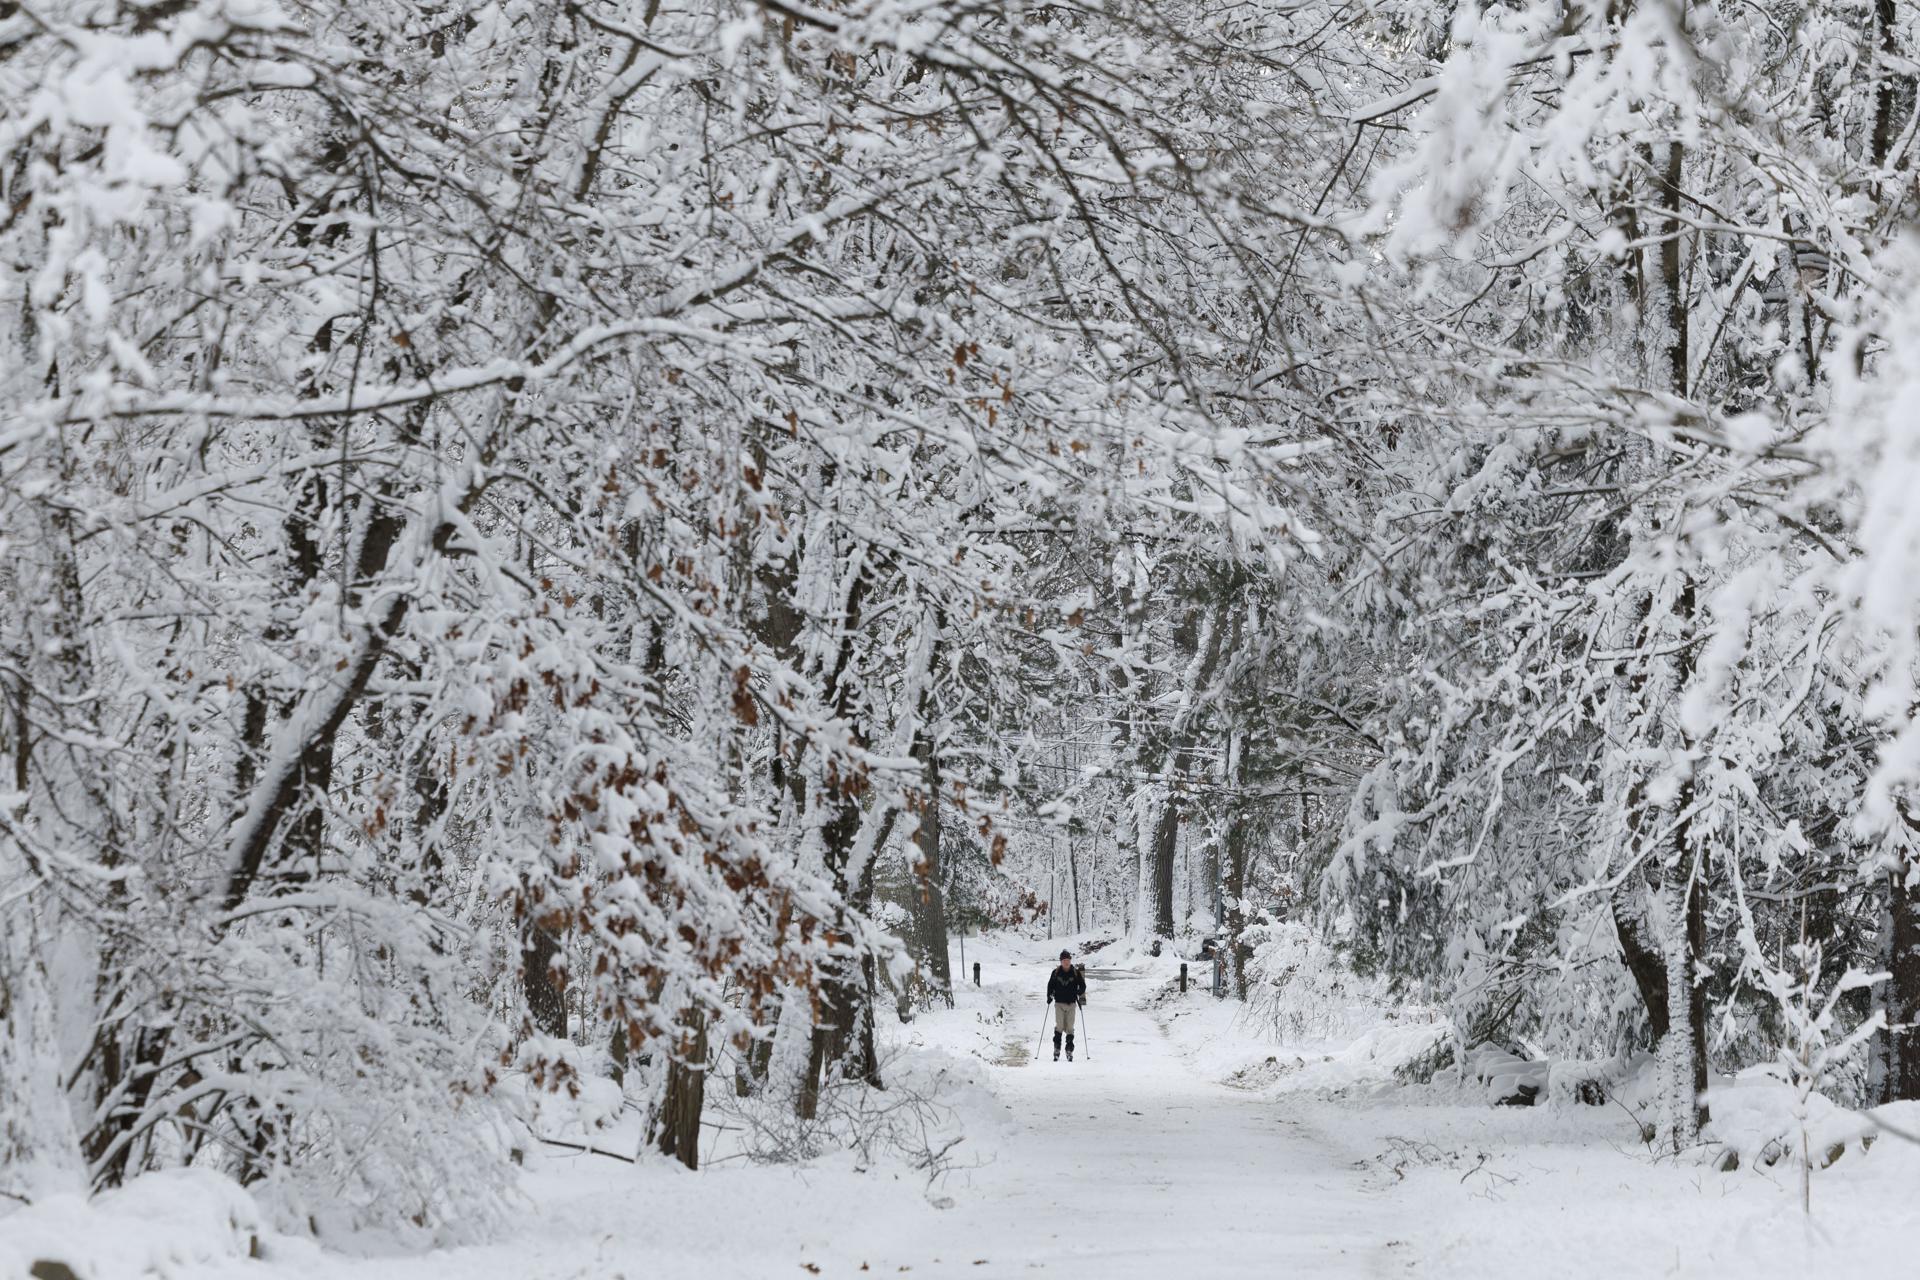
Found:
[1243,915,1437,1047]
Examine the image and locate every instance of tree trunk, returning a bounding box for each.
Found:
[1145,604,1226,942]
[1656,141,1706,1144]
[1609,805,1708,1146]
[1222,800,1254,999]
[1630,592,1711,1149]
[522,921,568,1039]
[743,989,779,1092]
[1205,821,1223,933]
[907,672,953,1008]
[1869,0,1907,187]
[813,809,891,1098]
[1653,858,1710,1150]
[1148,794,1179,938]
[1067,837,1083,933]
[1606,129,1708,1150]
[609,1021,629,1088]
[1872,851,1920,1102]
[1865,7,1919,1105]
[798,1020,830,1123]
[1655,139,1688,398]
[799,558,884,1114]
[655,1011,708,1170]
[1610,879,1669,1043]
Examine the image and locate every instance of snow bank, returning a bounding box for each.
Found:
[1263,1020,1453,1094]
[1460,1043,1547,1103]
[0,1169,265,1279]
[1706,1066,1882,1172]
[1545,1051,1655,1108]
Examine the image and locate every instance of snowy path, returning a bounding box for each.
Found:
[908,950,1382,1277]
[31,938,1920,1280]
[268,941,1384,1279]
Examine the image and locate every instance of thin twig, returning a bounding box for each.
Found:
[536,1136,636,1164]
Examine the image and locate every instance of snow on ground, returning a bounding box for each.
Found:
[1141,947,1920,1279]
[8,931,1920,1278]
[0,1168,267,1279]
[1310,1092,1920,1278]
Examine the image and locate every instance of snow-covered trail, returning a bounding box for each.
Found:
[36,936,1920,1280]
[910,947,1380,1277]
[267,939,1382,1280]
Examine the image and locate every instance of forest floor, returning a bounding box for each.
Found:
[9,933,1920,1278]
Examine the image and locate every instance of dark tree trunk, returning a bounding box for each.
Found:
[1149,795,1179,938]
[655,1012,708,1169]
[1681,837,1709,1127]
[798,1021,830,1123]
[1874,843,1920,1102]
[743,992,778,1093]
[1869,0,1907,180]
[278,507,406,885]
[9,671,27,797]
[271,469,331,887]
[609,1022,629,1088]
[1067,837,1082,933]
[1610,879,1669,1042]
[1222,800,1253,999]
[1655,139,1689,397]
[1613,583,1709,1142]
[801,858,871,1116]
[799,561,884,1115]
[1145,599,1228,941]
[1609,830,1708,1138]
[224,595,416,914]
[1655,150,1708,1134]
[907,666,953,1008]
[222,509,426,914]
[809,805,893,1105]
[522,921,568,1039]
[1880,877,1920,1100]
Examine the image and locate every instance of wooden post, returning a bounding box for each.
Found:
[972,961,980,987]
[1179,962,1188,994]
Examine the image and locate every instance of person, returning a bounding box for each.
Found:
[1046,949,1087,1061]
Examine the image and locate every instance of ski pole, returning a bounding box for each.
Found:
[1036,1001,1051,1063]
[1079,1003,1092,1061]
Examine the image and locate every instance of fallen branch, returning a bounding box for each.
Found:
[536,1136,636,1164]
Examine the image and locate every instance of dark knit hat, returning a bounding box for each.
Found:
[1059,949,1072,960]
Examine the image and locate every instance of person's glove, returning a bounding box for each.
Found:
[1047,996,1053,1004]
[1078,999,1086,1008]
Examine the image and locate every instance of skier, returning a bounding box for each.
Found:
[1046,949,1087,1061]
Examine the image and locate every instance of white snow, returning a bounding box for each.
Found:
[0,1168,265,1279]
[7,933,1920,1278]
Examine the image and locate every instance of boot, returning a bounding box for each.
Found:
[1066,1033,1075,1062]
[1052,1029,1061,1061]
